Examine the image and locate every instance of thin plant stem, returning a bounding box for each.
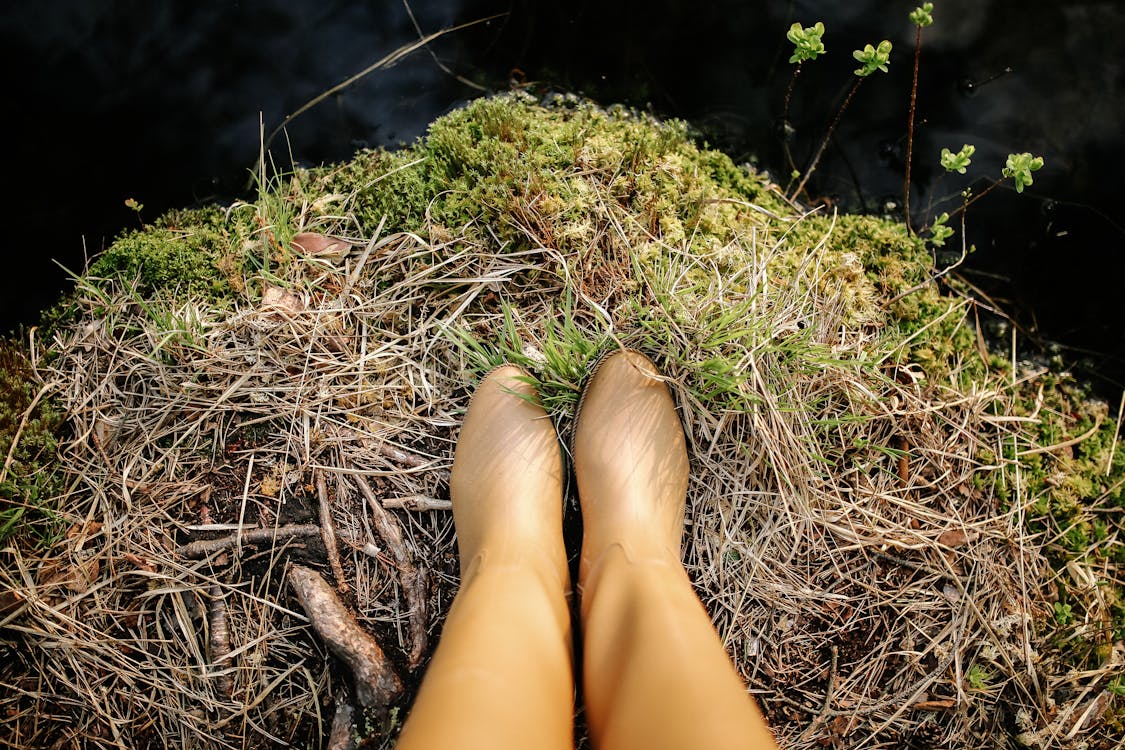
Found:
[904,24,923,232]
[782,64,803,177]
[948,179,1003,221]
[791,77,865,201]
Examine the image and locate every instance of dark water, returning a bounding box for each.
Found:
[4,0,1123,394]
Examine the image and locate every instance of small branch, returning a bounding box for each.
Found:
[382,495,452,512]
[316,470,349,595]
[791,77,865,201]
[374,440,437,471]
[355,475,429,667]
[208,584,233,698]
[0,382,50,487]
[327,696,357,750]
[904,24,923,230]
[782,64,803,176]
[288,564,403,708]
[177,524,320,559]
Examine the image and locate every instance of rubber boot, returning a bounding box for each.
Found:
[573,350,778,750]
[395,366,574,750]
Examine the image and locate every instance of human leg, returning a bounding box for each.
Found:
[573,350,777,750]
[395,366,574,750]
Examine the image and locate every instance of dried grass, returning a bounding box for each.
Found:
[0,132,1113,749]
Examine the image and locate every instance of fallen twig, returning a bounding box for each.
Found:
[355,474,429,667]
[382,495,451,512]
[177,524,321,559]
[327,695,357,750]
[208,584,234,698]
[316,470,350,594]
[287,564,403,708]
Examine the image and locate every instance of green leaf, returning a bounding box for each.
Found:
[853,40,892,76]
[1002,152,1045,193]
[940,144,975,174]
[928,212,954,247]
[910,2,935,27]
[787,21,826,64]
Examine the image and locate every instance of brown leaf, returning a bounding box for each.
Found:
[938,528,971,547]
[262,286,305,314]
[291,232,354,262]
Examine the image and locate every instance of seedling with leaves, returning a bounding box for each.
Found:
[782,22,827,177]
[904,3,936,228]
[790,28,892,199]
[940,144,976,174]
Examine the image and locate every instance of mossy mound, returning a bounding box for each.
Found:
[1,93,1121,748]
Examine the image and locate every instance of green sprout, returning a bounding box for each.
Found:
[928,212,954,247]
[910,2,935,27]
[1053,601,1074,626]
[1003,152,1045,193]
[940,144,976,174]
[853,40,892,77]
[966,663,994,691]
[787,21,826,64]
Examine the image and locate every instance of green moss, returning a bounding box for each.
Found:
[0,339,64,546]
[88,206,241,302]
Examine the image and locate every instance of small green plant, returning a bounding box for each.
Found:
[909,2,935,26]
[940,144,976,174]
[852,40,892,77]
[928,212,954,247]
[786,22,826,63]
[903,4,936,228]
[966,663,994,691]
[1053,601,1074,626]
[789,24,892,199]
[782,22,828,177]
[1003,152,1045,193]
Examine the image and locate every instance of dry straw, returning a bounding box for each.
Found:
[0,105,1114,748]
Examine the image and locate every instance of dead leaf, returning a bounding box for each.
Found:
[938,528,970,547]
[262,286,305,314]
[291,232,354,262]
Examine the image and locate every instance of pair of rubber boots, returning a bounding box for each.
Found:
[396,350,777,750]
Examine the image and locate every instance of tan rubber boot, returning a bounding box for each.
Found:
[574,350,778,750]
[395,366,574,750]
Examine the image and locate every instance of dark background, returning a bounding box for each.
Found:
[3,0,1123,395]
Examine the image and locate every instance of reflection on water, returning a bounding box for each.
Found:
[3,0,1122,390]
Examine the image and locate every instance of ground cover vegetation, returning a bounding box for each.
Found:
[0,11,1120,748]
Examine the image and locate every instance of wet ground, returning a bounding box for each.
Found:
[4,0,1123,393]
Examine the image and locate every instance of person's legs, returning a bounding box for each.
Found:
[395,366,574,750]
[574,350,778,750]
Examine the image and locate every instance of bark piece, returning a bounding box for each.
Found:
[288,564,403,708]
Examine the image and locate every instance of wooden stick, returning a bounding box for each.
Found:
[382,495,452,512]
[355,475,429,668]
[316,469,349,595]
[208,584,233,698]
[177,524,320,559]
[288,564,403,708]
